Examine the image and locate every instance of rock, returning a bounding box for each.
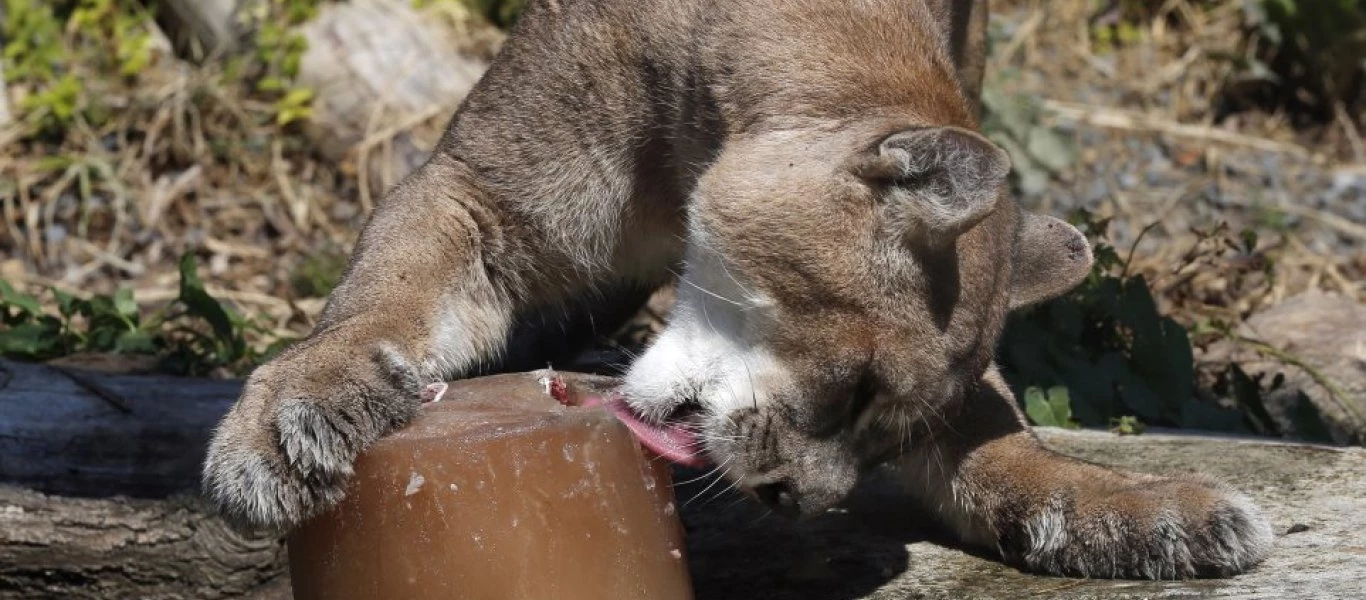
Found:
[1205,292,1366,444]
[678,428,1366,599]
[150,0,241,58]
[297,0,503,197]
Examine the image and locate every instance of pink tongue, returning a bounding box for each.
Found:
[581,395,710,468]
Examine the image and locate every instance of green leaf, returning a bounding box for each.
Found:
[1154,316,1196,420]
[52,288,83,319]
[114,330,159,354]
[1001,318,1058,386]
[1025,126,1076,173]
[1025,386,1078,429]
[0,280,43,316]
[0,320,62,358]
[1109,415,1146,436]
[113,287,138,320]
[1058,352,1124,426]
[256,76,286,93]
[1047,299,1084,341]
[177,253,240,352]
[1113,365,1164,423]
[982,86,1034,139]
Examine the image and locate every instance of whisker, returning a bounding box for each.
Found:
[668,266,746,307]
[682,460,735,508]
[672,456,731,487]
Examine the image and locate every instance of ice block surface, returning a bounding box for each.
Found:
[288,372,693,600]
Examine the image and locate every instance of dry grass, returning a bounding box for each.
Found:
[994,0,1363,316]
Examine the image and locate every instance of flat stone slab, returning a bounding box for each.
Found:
[676,428,1366,600]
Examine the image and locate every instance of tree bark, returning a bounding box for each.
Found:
[0,486,286,600]
[0,359,240,497]
[0,359,285,599]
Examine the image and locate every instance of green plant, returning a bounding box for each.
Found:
[998,210,1246,432]
[239,0,325,125]
[2,0,65,84]
[1,279,152,359]
[69,0,156,77]
[0,254,292,375]
[273,87,316,126]
[1087,0,1222,51]
[1109,415,1146,435]
[1000,211,1341,442]
[981,78,1077,197]
[1024,386,1081,429]
[2,0,157,134]
[1197,325,1345,444]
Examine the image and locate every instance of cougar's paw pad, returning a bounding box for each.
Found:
[276,400,366,477]
[202,420,349,533]
[1013,477,1273,579]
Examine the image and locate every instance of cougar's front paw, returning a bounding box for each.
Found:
[202,346,424,531]
[1007,475,1274,579]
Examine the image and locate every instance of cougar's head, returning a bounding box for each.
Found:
[619,121,1092,518]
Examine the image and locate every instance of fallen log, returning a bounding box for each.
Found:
[0,358,284,599]
[0,486,285,600]
[0,358,239,497]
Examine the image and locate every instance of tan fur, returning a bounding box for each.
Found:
[203,0,1271,579]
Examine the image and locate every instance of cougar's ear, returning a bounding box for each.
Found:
[1011,212,1093,310]
[850,126,1011,247]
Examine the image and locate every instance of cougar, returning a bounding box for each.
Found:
[204,0,1273,579]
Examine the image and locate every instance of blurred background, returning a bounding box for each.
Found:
[1,0,1362,444]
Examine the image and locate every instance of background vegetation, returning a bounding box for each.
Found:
[1,0,1362,441]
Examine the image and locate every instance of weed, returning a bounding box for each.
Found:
[981,77,1077,196]
[999,209,1338,442]
[1196,322,1350,444]
[0,254,292,376]
[1024,386,1081,429]
[2,0,323,139]
[2,0,157,134]
[1109,415,1146,435]
[237,0,325,125]
[1000,210,1246,434]
[1087,0,1221,50]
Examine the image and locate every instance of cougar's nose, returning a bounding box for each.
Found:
[753,481,801,518]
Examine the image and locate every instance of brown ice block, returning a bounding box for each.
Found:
[287,372,693,600]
